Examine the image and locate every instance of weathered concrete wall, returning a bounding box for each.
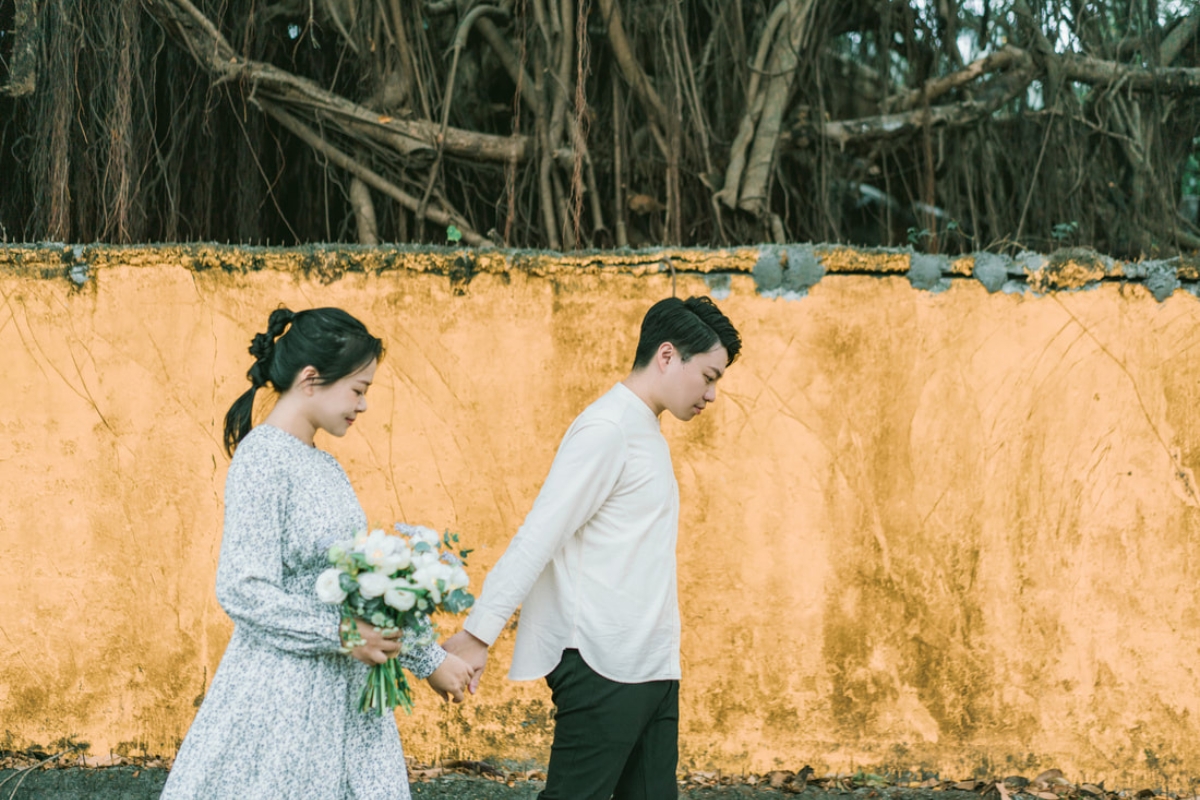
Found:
[3,243,1200,785]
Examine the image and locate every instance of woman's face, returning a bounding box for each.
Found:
[308,358,378,437]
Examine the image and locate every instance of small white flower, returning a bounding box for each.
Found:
[384,586,417,611]
[315,569,348,604]
[357,570,392,599]
[398,524,441,547]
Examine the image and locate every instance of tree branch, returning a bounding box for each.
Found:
[718,0,818,215]
[476,16,543,118]
[1058,54,1200,92]
[804,63,1036,147]
[1161,13,1200,68]
[140,0,532,163]
[259,102,487,246]
[887,45,1032,112]
[595,0,672,137]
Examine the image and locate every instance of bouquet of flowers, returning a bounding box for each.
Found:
[315,523,474,715]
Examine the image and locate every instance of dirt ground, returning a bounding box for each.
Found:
[0,768,989,800]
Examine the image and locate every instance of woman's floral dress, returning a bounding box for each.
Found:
[161,424,446,800]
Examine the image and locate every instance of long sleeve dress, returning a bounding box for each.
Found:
[160,424,446,800]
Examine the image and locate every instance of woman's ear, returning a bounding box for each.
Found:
[295,365,320,393]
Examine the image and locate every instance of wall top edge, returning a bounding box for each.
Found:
[2,243,1198,301]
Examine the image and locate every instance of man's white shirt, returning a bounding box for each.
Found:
[462,382,681,683]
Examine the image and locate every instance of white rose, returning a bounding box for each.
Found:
[315,569,348,604]
[410,566,432,590]
[380,546,412,575]
[431,563,455,585]
[448,566,470,591]
[359,530,395,563]
[384,586,417,611]
[409,566,441,604]
[419,563,455,603]
[357,570,392,599]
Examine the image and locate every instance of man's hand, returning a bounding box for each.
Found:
[341,619,401,666]
[427,652,474,703]
[442,630,490,694]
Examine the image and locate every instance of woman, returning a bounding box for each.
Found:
[161,307,473,799]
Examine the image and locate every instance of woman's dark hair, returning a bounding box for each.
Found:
[632,296,742,369]
[223,306,385,455]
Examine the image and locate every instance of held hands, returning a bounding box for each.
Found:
[427,653,475,704]
[341,619,402,666]
[441,630,490,695]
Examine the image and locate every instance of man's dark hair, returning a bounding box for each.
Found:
[632,296,742,370]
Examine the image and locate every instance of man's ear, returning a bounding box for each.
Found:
[655,342,676,372]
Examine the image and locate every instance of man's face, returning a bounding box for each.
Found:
[662,344,728,421]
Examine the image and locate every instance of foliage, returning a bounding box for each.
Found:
[1,0,1198,256]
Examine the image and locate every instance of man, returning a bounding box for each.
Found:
[443,295,742,800]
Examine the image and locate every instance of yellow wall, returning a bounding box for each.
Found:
[3,244,1200,784]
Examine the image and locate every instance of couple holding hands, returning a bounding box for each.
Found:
[161,295,742,800]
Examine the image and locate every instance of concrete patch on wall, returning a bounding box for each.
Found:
[1141,260,1183,302]
[752,245,826,299]
[972,253,1010,293]
[703,273,732,300]
[907,254,951,293]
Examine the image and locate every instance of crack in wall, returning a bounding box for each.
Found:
[1052,296,1200,507]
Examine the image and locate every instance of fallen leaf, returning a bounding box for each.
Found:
[955,781,982,791]
[1035,770,1065,785]
[768,771,794,789]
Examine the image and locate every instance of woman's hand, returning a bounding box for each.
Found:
[341,619,402,666]
[442,630,489,694]
[427,653,474,703]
